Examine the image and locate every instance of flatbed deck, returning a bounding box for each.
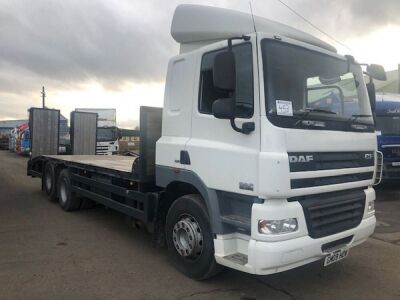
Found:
[44,155,138,173]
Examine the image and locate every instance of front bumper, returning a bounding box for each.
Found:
[248,215,375,275]
[214,187,376,275]
[215,216,375,275]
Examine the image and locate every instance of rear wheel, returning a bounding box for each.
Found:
[57,169,81,211]
[165,194,222,280]
[43,163,57,202]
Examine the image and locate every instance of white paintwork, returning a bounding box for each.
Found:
[215,216,375,275]
[156,6,378,275]
[213,188,375,275]
[171,4,336,53]
[156,51,197,169]
[96,140,119,155]
[185,37,260,196]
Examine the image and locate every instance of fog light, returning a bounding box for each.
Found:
[258,218,298,235]
[367,201,375,213]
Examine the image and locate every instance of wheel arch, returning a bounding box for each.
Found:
[156,166,223,234]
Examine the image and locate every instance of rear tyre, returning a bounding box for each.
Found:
[43,163,57,202]
[165,194,222,280]
[57,169,81,211]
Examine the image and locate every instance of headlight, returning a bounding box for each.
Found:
[367,200,375,213]
[258,218,298,235]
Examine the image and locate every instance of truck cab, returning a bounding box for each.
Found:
[156,5,378,275]
[375,93,400,182]
[96,127,119,155]
[20,128,30,155]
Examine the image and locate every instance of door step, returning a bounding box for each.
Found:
[223,253,248,265]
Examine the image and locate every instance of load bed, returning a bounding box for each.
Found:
[27,106,162,224]
[43,155,138,173]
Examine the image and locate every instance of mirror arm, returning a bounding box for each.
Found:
[227,35,251,51]
[222,35,252,134]
[229,119,255,135]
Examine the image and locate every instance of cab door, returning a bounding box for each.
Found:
[185,37,261,195]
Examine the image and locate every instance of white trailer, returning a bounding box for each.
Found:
[28,5,383,280]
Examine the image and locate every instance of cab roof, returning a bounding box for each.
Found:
[171,4,336,53]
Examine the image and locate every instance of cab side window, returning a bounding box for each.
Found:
[199,43,254,118]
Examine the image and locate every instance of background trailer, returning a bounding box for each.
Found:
[70,111,98,155]
[29,108,60,158]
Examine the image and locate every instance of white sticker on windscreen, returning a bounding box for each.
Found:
[276,100,293,116]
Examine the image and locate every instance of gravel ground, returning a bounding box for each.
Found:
[0,150,399,300]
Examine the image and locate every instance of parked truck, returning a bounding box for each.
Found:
[9,128,17,152]
[15,123,30,155]
[75,108,119,155]
[375,93,400,182]
[27,5,382,280]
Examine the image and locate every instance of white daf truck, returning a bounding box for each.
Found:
[28,5,383,280]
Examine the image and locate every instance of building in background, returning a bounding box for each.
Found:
[0,120,28,136]
[118,128,140,154]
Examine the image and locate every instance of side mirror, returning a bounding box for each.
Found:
[366,82,376,112]
[212,98,235,119]
[367,64,387,81]
[213,51,236,91]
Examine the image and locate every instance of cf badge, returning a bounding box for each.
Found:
[365,153,374,160]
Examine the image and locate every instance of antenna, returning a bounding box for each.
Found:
[41,86,46,108]
[249,0,257,33]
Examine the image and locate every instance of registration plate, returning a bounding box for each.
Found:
[324,247,349,266]
[392,162,400,167]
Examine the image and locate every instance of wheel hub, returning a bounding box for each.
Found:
[172,215,203,258]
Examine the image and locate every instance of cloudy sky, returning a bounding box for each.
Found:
[1,0,399,127]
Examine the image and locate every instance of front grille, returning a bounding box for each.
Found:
[382,146,400,158]
[288,151,374,172]
[290,189,365,238]
[291,172,374,189]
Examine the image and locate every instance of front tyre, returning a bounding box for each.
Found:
[165,194,222,280]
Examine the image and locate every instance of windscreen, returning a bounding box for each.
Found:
[262,39,374,132]
[97,127,118,142]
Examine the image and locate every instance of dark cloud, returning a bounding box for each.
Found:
[2,0,398,89]
[276,0,400,40]
[348,0,400,31]
[0,0,398,120]
[0,0,177,86]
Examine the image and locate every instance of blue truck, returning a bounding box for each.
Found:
[375,93,400,182]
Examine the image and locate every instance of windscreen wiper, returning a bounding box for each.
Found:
[294,107,337,126]
[348,114,372,123]
[303,108,337,115]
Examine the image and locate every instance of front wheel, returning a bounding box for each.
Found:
[165,194,222,280]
